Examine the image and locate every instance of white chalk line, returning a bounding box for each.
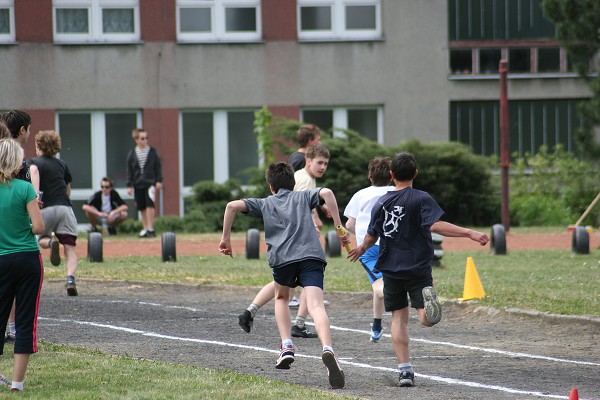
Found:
[39,316,595,399]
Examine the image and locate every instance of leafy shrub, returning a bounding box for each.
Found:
[155,215,185,232]
[117,218,143,234]
[510,146,600,226]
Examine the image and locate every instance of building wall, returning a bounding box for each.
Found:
[0,0,592,216]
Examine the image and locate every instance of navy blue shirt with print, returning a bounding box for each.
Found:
[367,187,444,280]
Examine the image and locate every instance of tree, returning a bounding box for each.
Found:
[543,0,600,158]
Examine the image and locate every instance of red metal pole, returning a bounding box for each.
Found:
[499,59,510,231]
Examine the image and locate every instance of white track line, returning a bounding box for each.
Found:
[39,316,594,399]
[325,324,600,367]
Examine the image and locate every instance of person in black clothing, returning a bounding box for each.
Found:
[31,130,79,296]
[287,124,321,171]
[126,128,163,238]
[82,177,128,235]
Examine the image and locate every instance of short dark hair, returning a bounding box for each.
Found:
[0,110,32,139]
[306,144,330,160]
[391,152,417,182]
[266,162,295,192]
[368,157,392,186]
[297,124,321,147]
[101,177,113,188]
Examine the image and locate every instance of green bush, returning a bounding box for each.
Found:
[155,215,185,232]
[510,146,600,226]
[117,218,143,234]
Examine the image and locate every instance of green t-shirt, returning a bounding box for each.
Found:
[0,179,39,255]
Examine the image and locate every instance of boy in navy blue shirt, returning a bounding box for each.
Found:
[219,162,349,389]
[349,152,489,387]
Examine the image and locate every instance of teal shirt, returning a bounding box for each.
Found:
[0,179,39,255]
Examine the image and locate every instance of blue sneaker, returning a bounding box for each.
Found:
[275,345,295,369]
[422,286,442,325]
[370,323,383,342]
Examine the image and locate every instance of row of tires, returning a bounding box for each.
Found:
[87,231,177,262]
[490,224,591,255]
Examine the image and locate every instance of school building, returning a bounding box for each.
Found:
[0,0,594,218]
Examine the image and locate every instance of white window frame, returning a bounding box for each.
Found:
[53,0,140,44]
[55,110,142,203]
[0,0,15,43]
[176,0,262,43]
[301,106,384,143]
[298,0,381,41]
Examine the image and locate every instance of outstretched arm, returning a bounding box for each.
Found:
[431,221,489,246]
[219,200,248,257]
[319,188,350,246]
[348,233,377,262]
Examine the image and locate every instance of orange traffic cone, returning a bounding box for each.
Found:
[568,388,579,400]
[461,257,485,301]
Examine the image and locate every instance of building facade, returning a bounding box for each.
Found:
[0,0,592,218]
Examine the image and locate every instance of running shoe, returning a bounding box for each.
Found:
[238,310,253,333]
[322,349,345,388]
[66,279,78,296]
[50,233,60,266]
[370,323,383,342]
[291,324,318,338]
[288,296,300,308]
[399,370,415,387]
[275,345,295,369]
[422,286,442,325]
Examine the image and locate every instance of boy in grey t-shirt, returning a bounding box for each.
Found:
[219,162,349,389]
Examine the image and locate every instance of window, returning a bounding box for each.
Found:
[509,48,531,73]
[301,106,382,142]
[53,0,140,43]
[0,0,15,43]
[537,47,560,72]
[180,110,258,192]
[176,0,261,43]
[298,0,381,41]
[448,0,555,41]
[450,99,585,157]
[479,48,501,74]
[56,111,141,211]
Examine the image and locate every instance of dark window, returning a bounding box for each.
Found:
[538,47,560,72]
[479,49,501,74]
[509,48,531,72]
[450,49,472,74]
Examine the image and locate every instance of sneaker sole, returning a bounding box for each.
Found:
[423,286,442,325]
[322,351,345,389]
[399,378,415,387]
[50,239,60,266]
[275,355,294,369]
[66,286,78,296]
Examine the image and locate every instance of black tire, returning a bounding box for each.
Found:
[87,231,103,262]
[490,224,507,255]
[246,229,260,259]
[572,226,589,255]
[162,232,177,262]
[325,230,341,257]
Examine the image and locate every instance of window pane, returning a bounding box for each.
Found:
[509,48,531,72]
[300,6,331,30]
[58,113,92,188]
[225,7,256,32]
[538,47,560,72]
[0,9,9,34]
[228,112,257,184]
[450,49,472,74]
[302,110,333,134]
[105,113,138,187]
[179,7,211,32]
[348,109,378,141]
[182,112,214,186]
[479,49,501,74]
[102,8,134,33]
[56,8,89,33]
[345,5,375,30]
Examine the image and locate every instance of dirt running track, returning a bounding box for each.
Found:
[36,232,600,399]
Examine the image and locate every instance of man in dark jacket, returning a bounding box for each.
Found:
[82,177,128,235]
[126,128,163,238]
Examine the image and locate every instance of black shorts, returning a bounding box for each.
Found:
[134,187,155,211]
[382,275,433,312]
[272,259,325,289]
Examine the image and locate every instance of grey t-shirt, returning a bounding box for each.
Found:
[243,188,327,269]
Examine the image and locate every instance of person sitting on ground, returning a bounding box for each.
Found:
[82,177,128,235]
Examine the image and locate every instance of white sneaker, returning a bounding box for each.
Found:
[288,296,300,308]
[138,229,148,238]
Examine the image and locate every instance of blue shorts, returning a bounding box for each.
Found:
[359,245,383,284]
[382,275,433,312]
[272,259,325,290]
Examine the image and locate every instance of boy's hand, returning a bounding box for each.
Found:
[335,225,351,252]
[469,230,490,246]
[347,245,365,262]
[218,240,233,257]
